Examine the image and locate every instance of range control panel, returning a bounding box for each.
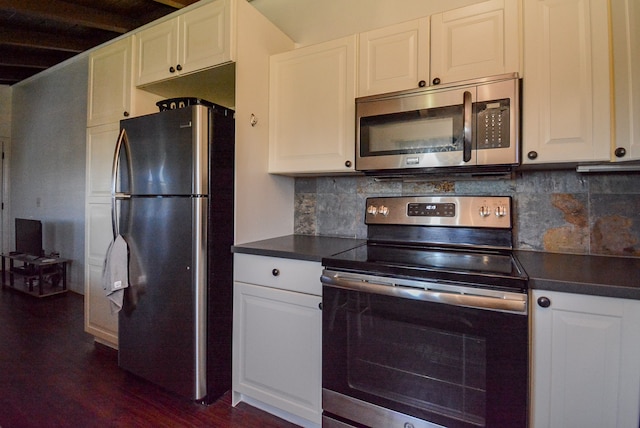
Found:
[407,202,456,217]
[365,196,512,228]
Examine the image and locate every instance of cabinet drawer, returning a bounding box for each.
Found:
[233,253,322,296]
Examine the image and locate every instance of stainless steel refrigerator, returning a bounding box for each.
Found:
[112,101,234,403]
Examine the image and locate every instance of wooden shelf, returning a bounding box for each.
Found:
[1,254,70,298]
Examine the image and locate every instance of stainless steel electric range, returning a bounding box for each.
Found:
[321,196,528,428]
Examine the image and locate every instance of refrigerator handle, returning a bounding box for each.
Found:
[111,128,132,238]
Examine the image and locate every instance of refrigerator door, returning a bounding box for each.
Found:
[118,195,208,400]
[118,105,209,196]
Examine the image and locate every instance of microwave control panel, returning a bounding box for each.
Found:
[476,98,510,149]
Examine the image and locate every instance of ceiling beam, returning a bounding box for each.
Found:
[0,28,93,53]
[0,48,67,69]
[0,0,137,34]
[151,0,199,8]
[0,65,39,84]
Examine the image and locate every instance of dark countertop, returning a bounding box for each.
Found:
[231,234,366,262]
[232,235,640,300]
[515,250,640,300]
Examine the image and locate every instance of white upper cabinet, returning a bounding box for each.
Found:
[87,36,161,128]
[430,0,520,85]
[358,0,520,97]
[522,0,611,164]
[269,35,357,175]
[610,0,640,162]
[87,38,133,127]
[135,0,233,87]
[135,19,177,86]
[358,17,430,97]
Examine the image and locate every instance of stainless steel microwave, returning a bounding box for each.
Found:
[356,73,520,174]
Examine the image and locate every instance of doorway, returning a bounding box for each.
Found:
[0,138,6,252]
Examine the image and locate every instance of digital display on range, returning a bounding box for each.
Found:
[407,203,455,217]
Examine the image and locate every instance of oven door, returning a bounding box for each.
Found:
[321,270,528,428]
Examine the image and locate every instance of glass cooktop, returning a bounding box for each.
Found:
[322,243,528,292]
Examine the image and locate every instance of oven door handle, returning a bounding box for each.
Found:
[321,273,527,315]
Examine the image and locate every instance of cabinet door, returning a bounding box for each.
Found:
[135,18,178,86]
[87,38,132,127]
[430,0,520,85]
[86,123,118,201]
[522,0,610,164]
[358,18,430,97]
[610,0,640,162]
[178,0,233,76]
[531,290,640,428]
[269,35,357,175]
[84,204,118,347]
[233,281,322,425]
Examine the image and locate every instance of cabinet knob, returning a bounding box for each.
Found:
[432,77,441,85]
[418,80,427,88]
[345,160,352,168]
[537,296,551,308]
[615,147,627,158]
[176,64,183,71]
[169,66,176,73]
[123,111,130,117]
[318,302,323,310]
[271,268,280,277]
[527,151,538,160]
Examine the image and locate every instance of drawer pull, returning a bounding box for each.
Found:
[272,268,280,277]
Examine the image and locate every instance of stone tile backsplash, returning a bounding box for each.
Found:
[294,170,640,258]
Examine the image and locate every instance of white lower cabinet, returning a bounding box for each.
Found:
[232,254,322,427]
[84,123,120,347]
[531,290,640,428]
[84,202,118,347]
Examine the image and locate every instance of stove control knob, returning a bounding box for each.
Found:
[495,206,508,217]
[479,206,491,217]
[367,205,378,216]
[379,205,390,216]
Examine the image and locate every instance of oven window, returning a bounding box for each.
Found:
[348,315,487,425]
[360,105,464,157]
[323,286,528,428]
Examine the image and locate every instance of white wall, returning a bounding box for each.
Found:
[0,85,11,138]
[10,58,88,294]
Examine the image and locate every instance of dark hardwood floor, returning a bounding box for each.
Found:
[0,288,299,428]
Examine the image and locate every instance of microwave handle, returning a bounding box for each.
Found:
[463,91,472,162]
